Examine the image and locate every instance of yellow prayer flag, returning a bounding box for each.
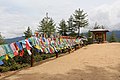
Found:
[35,45,41,50]
[5,55,9,60]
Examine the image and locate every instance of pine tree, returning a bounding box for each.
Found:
[37,13,56,36]
[87,30,93,44]
[94,22,100,29]
[67,15,76,36]
[109,32,116,42]
[73,8,88,36]
[58,19,68,36]
[101,25,105,29]
[48,18,56,35]
[0,32,5,45]
[93,22,105,29]
[24,27,32,39]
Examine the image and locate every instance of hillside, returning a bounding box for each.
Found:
[107,30,120,41]
[5,36,25,44]
[5,30,120,44]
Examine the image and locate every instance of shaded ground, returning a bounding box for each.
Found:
[1,43,120,80]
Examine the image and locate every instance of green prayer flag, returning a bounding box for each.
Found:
[0,56,5,61]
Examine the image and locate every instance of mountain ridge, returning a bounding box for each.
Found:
[5,30,120,44]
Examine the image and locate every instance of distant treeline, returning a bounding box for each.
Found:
[107,31,120,42]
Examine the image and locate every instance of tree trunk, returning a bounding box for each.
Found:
[78,27,80,36]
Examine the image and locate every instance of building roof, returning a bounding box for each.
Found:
[90,29,109,32]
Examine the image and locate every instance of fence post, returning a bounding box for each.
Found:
[68,47,70,53]
[31,48,34,67]
[75,45,77,50]
[56,52,58,58]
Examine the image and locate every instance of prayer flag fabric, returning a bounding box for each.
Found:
[8,53,14,58]
[27,50,32,55]
[19,50,24,57]
[10,43,19,56]
[0,56,5,61]
[25,40,31,50]
[25,39,32,48]
[0,45,6,57]
[16,42,23,50]
[0,60,4,65]
[3,44,14,58]
[5,55,9,60]
[20,40,26,48]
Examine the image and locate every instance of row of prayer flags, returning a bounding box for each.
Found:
[0,36,78,65]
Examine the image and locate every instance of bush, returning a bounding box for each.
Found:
[46,54,52,58]
[34,55,42,62]
[0,49,63,72]
[40,53,56,60]
[0,66,10,72]
[41,54,49,60]
[50,53,56,58]
[3,58,16,66]
[10,63,21,71]
[9,63,29,71]
[21,63,29,68]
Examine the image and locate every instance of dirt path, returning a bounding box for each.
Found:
[1,43,120,80]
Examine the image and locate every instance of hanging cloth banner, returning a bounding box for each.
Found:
[19,49,24,57]
[25,39,32,48]
[42,37,46,42]
[29,37,36,46]
[0,45,6,57]
[0,60,4,65]
[10,43,19,56]
[25,40,31,50]
[20,40,26,48]
[8,53,14,58]
[34,37,40,46]
[5,54,9,60]
[25,39,33,55]
[49,46,55,53]
[16,42,23,51]
[3,44,14,58]
[14,43,19,51]
[15,42,24,56]
[27,50,32,55]
[28,38,33,46]
[35,45,43,52]
[0,56,5,61]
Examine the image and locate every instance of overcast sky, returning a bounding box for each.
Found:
[0,0,120,38]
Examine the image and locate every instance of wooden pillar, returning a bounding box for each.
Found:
[93,33,96,40]
[95,33,97,40]
[105,32,106,41]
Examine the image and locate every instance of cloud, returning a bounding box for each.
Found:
[0,6,38,38]
[0,0,120,38]
[0,0,81,38]
[88,0,120,30]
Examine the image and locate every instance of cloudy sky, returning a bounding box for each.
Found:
[0,0,120,38]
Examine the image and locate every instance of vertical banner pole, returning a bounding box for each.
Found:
[56,52,58,58]
[31,48,34,67]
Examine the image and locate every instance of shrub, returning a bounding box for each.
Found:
[10,63,21,71]
[20,63,29,68]
[34,55,43,62]
[50,53,56,58]
[41,54,48,60]
[0,48,65,72]
[0,66,10,72]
